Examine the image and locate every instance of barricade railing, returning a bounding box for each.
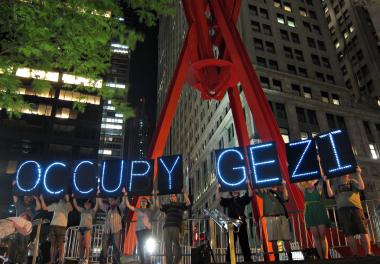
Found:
[64,199,380,263]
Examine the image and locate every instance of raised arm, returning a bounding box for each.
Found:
[215,184,222,203]
[184,192,191,206]
[39,195,48,211]
[93,197,99,212]
[12,180,18,204]
[247,181,254,198]
[65,194,73,213]
[72,197,83,213]
[323,175,334,198]
[124,193,136,212]
[356,166,365,190]
[97,197,106,212]
[282,180,289,201]
[34,195,41,211]
[153,190,160,209]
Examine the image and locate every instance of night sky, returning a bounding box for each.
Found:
[127,21,158,127]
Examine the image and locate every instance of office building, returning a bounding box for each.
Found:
[156,0,380,221]
[98,42,130,161]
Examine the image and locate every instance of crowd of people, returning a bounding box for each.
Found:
[216,165,374,261]
[0,164,376,263]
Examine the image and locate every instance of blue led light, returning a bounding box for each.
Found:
[101,160,124,193]
[16,160,41,192]
[216,149,247,186]
[319,130,352,173]
[289,140,319,178]
[129,161,151,191]
[159,156,180,190]
[43,162,66,195]
[73,161,95,194]
[248,143,279,184]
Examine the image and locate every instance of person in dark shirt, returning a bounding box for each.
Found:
[160,193,191,264]
[216,182,253,262]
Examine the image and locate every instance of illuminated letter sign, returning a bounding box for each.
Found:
[43,162,68,197]
[247,142,282,188]
[316,129,356,178]
[16,160,42,194]
[100,159,125,197]
[286,139,320,183]
[215,147,247,191]
[157,155,183,195]
[126,160,154,196]
[73,160,98,198]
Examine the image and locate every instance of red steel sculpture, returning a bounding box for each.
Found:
[125,0,307,259]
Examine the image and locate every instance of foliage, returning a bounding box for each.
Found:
[0,0,174,118]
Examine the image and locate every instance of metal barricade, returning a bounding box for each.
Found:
[64,199,380,263]
[64,224,119,263]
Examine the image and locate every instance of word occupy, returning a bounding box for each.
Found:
[15,155,183,198]
[216,129,357,191]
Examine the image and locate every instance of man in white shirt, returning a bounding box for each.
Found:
[40,194,73,264]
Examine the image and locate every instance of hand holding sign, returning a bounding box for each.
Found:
[316,129,357,179]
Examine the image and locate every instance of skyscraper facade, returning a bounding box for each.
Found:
[156,0,380,222]
[98,42,130,161]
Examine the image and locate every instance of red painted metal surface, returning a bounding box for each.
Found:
[125,0,307,258]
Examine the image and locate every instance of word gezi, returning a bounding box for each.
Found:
[216,129,357,191]
[15,155,183,198]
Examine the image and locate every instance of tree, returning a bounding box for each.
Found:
[0,0,173,118]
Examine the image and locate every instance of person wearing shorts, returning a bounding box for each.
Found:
[325,166,373,257]
[40,194,73,264]
[257,180,292,261]
[73,197,99,264]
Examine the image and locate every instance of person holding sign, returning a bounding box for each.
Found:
[324,166,373,257]
[72,196,99,264]
[296,179,330,259]
[160,193,191,264]
[125,192,158,264]
[98,192,127,264]
[216,182,253,262]
[257,180,292,261]
[40,194,73,264]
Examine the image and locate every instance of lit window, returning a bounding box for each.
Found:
[98,149,112,155]
[115,113,124,118]
[19,104,52,116]
[59,90,100,105]
[343,30,349,39]
[284,3,292,12]
[62,74,102,88]
[287,18,295,27]
[321,91,329,103]
[332,94,340,105]
[277,14,285,24]
[300,131,308,140]
[369,144,379,159]
[274,0,281,8]
[303,87,312,99]
[101,123,123,130]
[280,128,290,143]
[299,7,307,17]
[105,82,126,89]
[334,39,340,49]
[15,68,59,82]
[349,25,354,32]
